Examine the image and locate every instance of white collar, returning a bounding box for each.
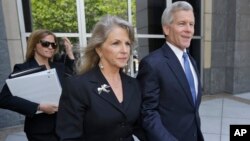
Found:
[166,42,186,62]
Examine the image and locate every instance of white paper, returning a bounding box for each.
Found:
[6,68,62,105]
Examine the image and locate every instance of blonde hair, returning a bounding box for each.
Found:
[77,15,135,74]
[26,29,57,61]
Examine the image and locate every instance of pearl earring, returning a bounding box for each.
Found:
[99,63,104,69]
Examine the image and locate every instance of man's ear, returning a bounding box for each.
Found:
[162,25,170,36]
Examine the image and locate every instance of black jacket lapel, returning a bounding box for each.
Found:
[120,72,134,112]
[90,67,126,116]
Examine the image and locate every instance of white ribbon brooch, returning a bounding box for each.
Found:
[97,84,110,94]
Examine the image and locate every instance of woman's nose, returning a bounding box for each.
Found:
[121,44,129,53]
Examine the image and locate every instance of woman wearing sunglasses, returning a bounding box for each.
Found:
[0,29,75,141]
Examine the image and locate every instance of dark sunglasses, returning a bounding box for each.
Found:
[39,40,57,49]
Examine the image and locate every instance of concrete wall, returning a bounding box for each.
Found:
[0,0,25,128]
[0,0,11,88]
[204,0,250,94]
[232,0,250,93]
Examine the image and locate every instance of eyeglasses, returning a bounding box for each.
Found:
[39,40,57,49]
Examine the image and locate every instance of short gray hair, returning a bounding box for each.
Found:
[161,1,193,26]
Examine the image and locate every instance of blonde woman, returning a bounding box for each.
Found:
[0,29,75,141]
[56,15,146,141]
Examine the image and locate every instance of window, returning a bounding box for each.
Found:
[17,0,202,77]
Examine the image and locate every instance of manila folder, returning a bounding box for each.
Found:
[6,68,62,105]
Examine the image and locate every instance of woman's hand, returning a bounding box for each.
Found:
[38,103,58,114]
[63,37,75,60]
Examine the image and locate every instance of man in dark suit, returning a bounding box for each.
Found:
[137,1,204,141]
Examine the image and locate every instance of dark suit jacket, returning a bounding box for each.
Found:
[137,43,204,141]
[0,58,74,141]
[56,67,146,141]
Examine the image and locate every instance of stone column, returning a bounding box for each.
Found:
[0,0,25,129]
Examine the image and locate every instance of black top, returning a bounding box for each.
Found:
[56,66,146,141]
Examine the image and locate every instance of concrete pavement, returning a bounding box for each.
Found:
[200,92,250,141]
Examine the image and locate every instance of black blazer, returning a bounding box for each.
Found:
[137,44,204,141]
[0,58,74,141]
[56,67,146,141]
